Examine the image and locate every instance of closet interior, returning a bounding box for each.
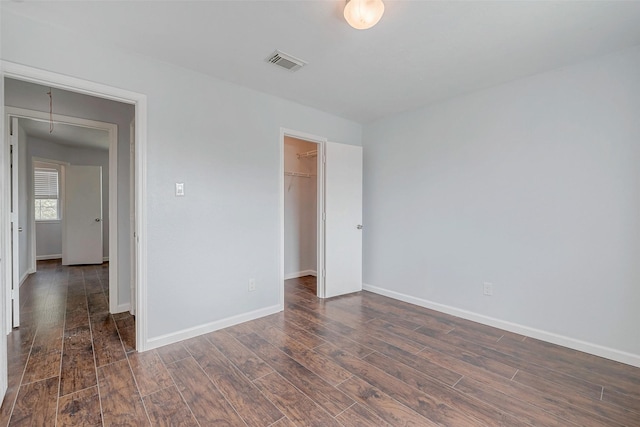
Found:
[284,136,318,282]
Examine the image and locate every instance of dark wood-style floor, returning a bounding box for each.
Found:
[2,265,640,426]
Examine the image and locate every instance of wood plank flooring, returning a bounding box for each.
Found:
[2,264,640,426]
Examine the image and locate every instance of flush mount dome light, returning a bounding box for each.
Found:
[344,0,385,30]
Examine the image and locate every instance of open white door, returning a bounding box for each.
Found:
[63,165,103,265]
[323,142,363,298]
[9,117,20,328]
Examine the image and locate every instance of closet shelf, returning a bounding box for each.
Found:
[296,150,318,159]
[285,171,315,178]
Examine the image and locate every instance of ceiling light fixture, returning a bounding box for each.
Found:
[344,0,385,30]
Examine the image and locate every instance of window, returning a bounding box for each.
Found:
[34,166,60,221]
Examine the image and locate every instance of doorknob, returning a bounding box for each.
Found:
[18,227,23,232]
[95,218,102,222]
[356,224,363,230]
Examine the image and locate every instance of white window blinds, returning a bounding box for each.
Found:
[34,168,59,199]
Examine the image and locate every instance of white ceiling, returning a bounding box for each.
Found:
[5,1,640,123]
[19,118,109,151]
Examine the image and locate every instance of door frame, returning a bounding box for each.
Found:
[7,109,118,303]
[9,117,20,330]
[129,119,136,316]
[0,61,149,397]
[279,128,326,306]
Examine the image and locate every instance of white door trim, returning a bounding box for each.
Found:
[0,61,149,368]
[129,119,136,316]
[279,128,327,306]
[9,117,20,330]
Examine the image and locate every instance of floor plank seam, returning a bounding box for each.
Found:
[332,375,356,389]
[332,402,356,420]
[53,275,71,427]
[510,369,519,381]
[273,370,340,423]
[190,338,276,426]
[249,370,275,383]
[193,352,255,426]
[451,375,464,389]
[161,378,204,427]
[123,340,153,425]
[265,416,286,427]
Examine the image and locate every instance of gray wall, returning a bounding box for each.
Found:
[1,9,362,341]
[28,136,109,260]
[363,46,640,358]
[5,79,134,309]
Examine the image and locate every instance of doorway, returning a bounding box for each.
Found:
[0,61,148,399]
[6,107,119,333]
[283,136,321,296]
[280,128,364,305]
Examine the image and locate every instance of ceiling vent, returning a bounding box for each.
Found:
[266,50,307,72]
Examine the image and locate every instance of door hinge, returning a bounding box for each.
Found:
[11,289,15,300]
[322,269,326,277]
[322,212,326,221]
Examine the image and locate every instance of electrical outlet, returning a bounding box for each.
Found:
[248,279,256,292]
[483,282,493,296]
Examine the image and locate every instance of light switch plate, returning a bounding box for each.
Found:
[175,182,185,196]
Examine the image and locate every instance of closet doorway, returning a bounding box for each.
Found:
[283,136,321,295]
[280,128,363,304]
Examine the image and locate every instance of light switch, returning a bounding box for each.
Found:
[175,183,185,196]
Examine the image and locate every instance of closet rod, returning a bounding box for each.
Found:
[296,150,318,159]
[285,171,315,178]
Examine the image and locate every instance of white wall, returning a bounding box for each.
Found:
[284,137,317,278]
[27,137,109,260]
[363,46,640,362]
[35,222,61,259]
[0,9,361,342]
[5,79,133,307]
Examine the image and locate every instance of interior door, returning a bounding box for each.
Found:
[63,165,103,265]
[323,142,363,298]
[9,117,20,328]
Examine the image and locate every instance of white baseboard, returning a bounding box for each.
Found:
[284,270,317,280]
[36,254,61,261]
[363,283,640,368]
[144,304,282,351]
[112,303,130,314]
[103,257,109,262]
[19,272,30,287]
